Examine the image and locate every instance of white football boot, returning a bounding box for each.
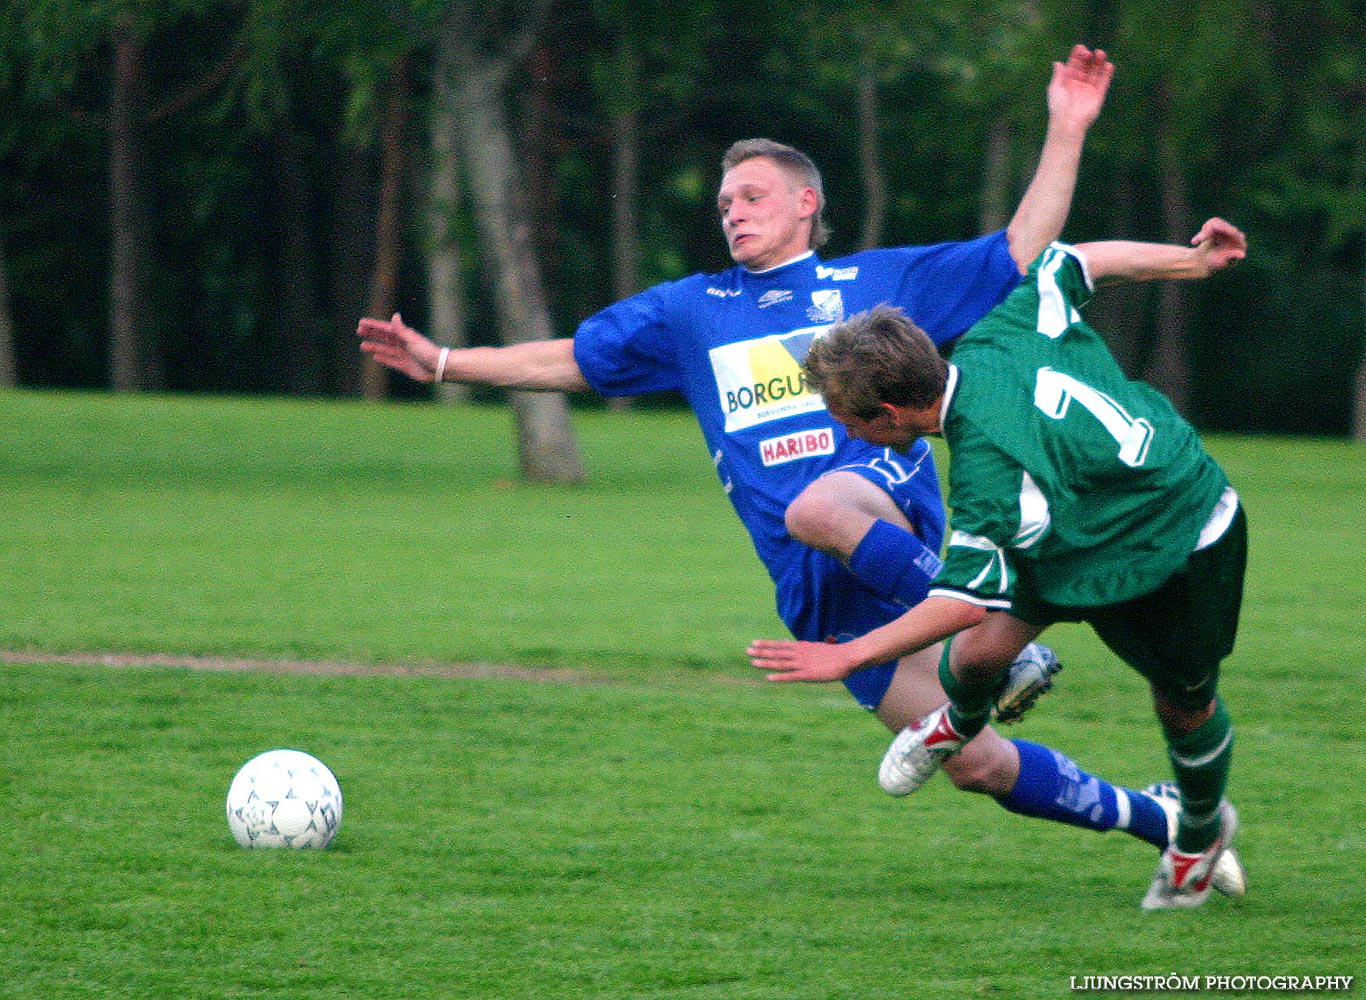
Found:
[992,643,1062,724]
[1143,782,1247,900]
[1141,798,1242,910]
[878,704,967,796]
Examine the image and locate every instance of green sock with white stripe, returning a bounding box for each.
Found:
[937,639,998,741]
[1166,697,1234,853]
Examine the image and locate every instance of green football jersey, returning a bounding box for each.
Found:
[931,244,1230,609]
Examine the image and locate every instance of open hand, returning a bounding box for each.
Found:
[357,313,440,382]
[1048,45,1115,132]
[746,638,861,684]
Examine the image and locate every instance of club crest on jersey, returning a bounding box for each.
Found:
[709,325,829,433]
[807,289,844,324]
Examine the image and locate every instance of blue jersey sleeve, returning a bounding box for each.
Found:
[572,282,686,397]
[864,231,1022,346]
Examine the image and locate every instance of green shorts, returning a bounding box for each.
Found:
[1011,505,1247,713]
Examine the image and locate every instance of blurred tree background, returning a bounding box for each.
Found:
[1,0,1361,437]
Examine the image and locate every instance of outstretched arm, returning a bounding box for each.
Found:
[1005,45,1115,271]
[747,597,986,684]
[1078,217,1248,284]
[357,313,591,392]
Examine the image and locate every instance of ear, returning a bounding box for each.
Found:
[797,186,819,220]
[879,402,907,424]
[883,401,934,431]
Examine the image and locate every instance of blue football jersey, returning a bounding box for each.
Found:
[573,231,1022,602]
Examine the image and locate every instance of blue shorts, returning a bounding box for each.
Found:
[774,444,946,711]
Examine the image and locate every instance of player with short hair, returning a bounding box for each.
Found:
[360,46,1241,889]
[748,219,1249,908]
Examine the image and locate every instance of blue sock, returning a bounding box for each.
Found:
[997,740,1171,848]
[847,518,943,608]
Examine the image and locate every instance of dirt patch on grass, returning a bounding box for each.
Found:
[0,649,604,684]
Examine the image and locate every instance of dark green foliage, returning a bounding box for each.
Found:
[0,0,1361,430]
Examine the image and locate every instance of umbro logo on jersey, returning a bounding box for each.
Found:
[757,289,793,308]
[816,265,859,281]
[706,287,742,298]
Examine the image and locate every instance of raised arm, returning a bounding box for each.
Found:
[1078,218,1248,285]
[1005,45,1115,271]
[357,313,591,392]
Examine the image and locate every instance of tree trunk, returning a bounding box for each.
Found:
[1146,153,1194,416]
[857,61,887,251]
[1355,257,1366,440]
[108,17,162,392]
[1086,172,1149,375]
[425,98,470,404]
[439,24,584,483]
[326,147,375,397]
[362,56,411,402]
[521,44,563,289]
[607,36,642,411]
[977,116,1012,236]
[269,126,325,395]
[609,49,641,305]
[0,239,15,387]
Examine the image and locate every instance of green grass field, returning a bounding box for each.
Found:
[0,389,1361,999]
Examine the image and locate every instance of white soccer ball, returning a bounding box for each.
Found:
[225,749,343,849]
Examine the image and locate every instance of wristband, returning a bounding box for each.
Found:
[433,347,451,384]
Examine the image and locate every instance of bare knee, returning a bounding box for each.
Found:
[783,487,840,550]
[951,627,1028,674]
[940,731,1019,796]
[1152,687,1217,737]
[941,754,1001,794]
[785,473,898,558]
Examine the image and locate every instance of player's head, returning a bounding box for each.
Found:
[804,305,947,447]
[718,139,830,269]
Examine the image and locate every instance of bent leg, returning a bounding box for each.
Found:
[939,613,1043,737]
[875,643,1171,846]
[876,645,1023,795]
[792,461,1174,845]
[785,471,900,559]
[787,472,945,611]
[1089,505,1245,852]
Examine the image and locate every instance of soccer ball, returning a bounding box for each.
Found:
[225,749,343,849]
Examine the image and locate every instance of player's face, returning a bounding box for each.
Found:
[717,158,816,272]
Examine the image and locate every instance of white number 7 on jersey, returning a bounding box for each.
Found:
[1033,367,1153,467]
